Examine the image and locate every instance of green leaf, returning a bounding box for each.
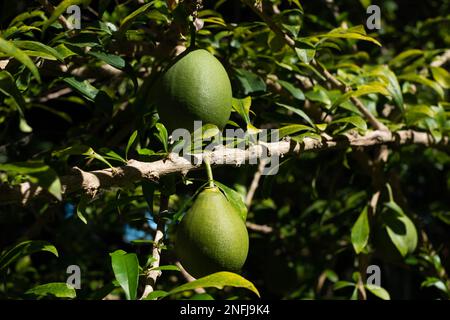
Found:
[150,265,181,272]
[189,293,215,300]
[332,83,390,109]
[305,86,331,106]
[76,196,88,224]
[276,103,316,128]
[88,50,126,69]
[365,284,391,300]
[43,0,85,31]
[389,49,423,67]
[54,44,78,59]
[118,1,156,35]
[278,80,305,100]
[351,206,370,254]
[214,181,248,221]
[315,25,382,46]
[13,40,64,62]
[110,250,140,300]
[144,290,169,300]
[367,66,404,111]
[278,124,314,138]
[234,68,266,95]
[167,272,260,298]
[126,130,138,160]
[101,149,127,163]
[232,96,252,125]
[63,77,99,101]
[333,281,355,291]
[431,66,450,89]
[0,241,58,272]
[155,123,168,152]
[331,116,367,132]
[52,144,91,158]
[26,283,76,299]
[0,161,62,200]
[82,148,113,168]
[294,40,316,64]
[0,37,41,82]
[398,74,444,99]
[382,201,418,257]
[421,277,449,293]
[0,70,27,120]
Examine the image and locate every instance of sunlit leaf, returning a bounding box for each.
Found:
[110,250,139,300]
[0,38,41,82]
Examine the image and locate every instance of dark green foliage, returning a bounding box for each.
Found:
[0,0,449,300]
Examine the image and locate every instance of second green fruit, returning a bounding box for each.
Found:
[175,187,249,278]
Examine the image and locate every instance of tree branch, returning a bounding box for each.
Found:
[245,158,267,207]
[0,130,447,205]
[140,194,169,299]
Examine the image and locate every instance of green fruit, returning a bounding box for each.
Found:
[175,187,249,278]
[154,49,232,133]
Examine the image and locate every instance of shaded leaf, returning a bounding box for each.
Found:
[63,77,99,101]
[383,201,418,257]
[126,130,138,160]
[0,241,58,272]
[234,69,266,95]
[118,1,156,35]
[88,50,126,69]
[0,161,62,200]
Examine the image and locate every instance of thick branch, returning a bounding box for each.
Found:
[0,130,447,205]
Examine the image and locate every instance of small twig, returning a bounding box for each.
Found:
[430,49,450,67]
[175,261,206,294]
[140,194,169,300]
[245,159,267,207]
[245,221,273,234]
[38,87,73,103]
[38,0,73,30]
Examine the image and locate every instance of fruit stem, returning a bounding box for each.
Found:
[204,155,215,188]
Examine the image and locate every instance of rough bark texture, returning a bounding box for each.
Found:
[1,130,447,205]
